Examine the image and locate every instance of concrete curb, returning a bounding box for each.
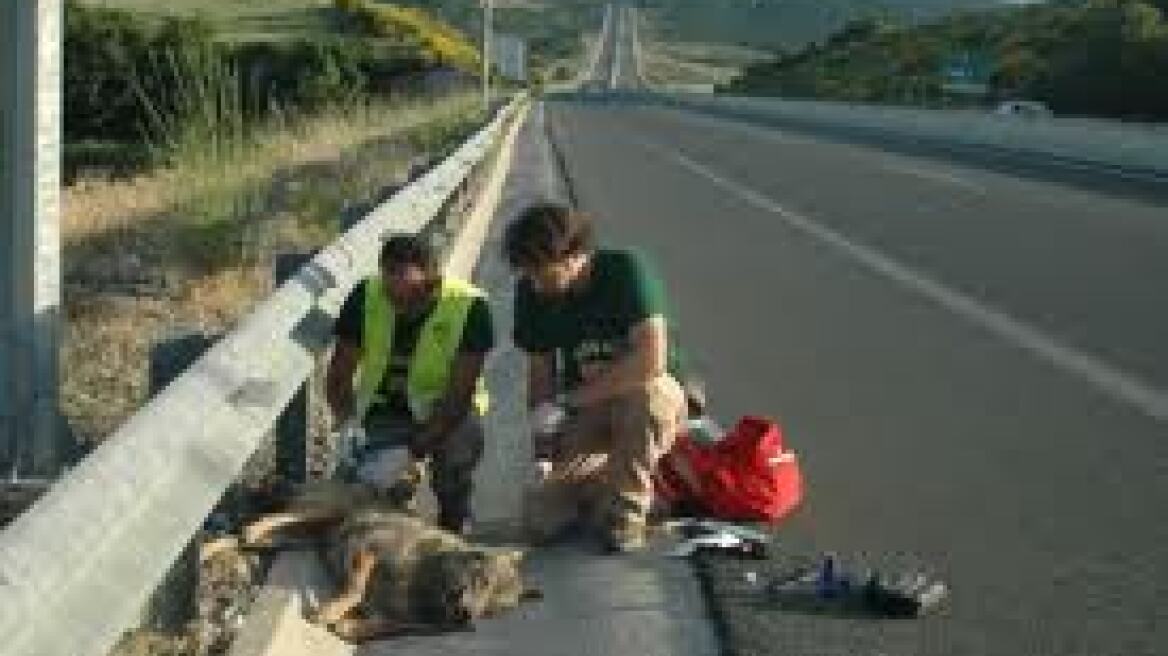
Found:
[445,104,533,278]
[227,552,350,656]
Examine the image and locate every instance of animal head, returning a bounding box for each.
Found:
[412,548,538,626]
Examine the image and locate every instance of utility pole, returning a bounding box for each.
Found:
[1,0,68,479]
[482,0,493,111]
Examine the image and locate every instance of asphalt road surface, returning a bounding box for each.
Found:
[543,96,1168,655]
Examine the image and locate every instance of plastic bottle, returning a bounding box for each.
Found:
[686,416,724,445]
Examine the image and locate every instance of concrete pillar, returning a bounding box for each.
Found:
[1,0,67,478]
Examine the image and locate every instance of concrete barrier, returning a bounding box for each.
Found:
[659,94,1168,181]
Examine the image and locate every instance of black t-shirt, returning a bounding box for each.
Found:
[334,280,494,409]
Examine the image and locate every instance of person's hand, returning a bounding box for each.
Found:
[335,417,367,466]
[529,401,568,436]
[531,459,554,484]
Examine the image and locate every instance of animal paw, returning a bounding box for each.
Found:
[199,535,241,563]
[241,522,269,548]
[309,598,353,625]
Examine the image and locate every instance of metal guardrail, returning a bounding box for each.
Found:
[0,94,525,656]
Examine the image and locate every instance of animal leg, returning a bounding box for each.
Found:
[329,615,455,642]
[310,548,376,625]
[199,535,241,563]
[242,507,343,547]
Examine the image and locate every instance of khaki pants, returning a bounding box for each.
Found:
[359,407,484,530]
[523,374,686,541]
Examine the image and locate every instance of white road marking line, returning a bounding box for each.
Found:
[640,138,1168,424]
[577,4,611,86]
[609,6,623,89]
[533,102,559,198]
[630,7,645,86]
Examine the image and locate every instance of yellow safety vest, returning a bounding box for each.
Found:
[355,276,490,422]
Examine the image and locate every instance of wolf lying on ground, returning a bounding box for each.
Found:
[205,480,541,642]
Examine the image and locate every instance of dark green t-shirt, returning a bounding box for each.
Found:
[335,280,494,411]
[513,249,683,387]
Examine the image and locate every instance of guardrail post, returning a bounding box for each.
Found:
[273,253,313,487]
[143,329,217,633]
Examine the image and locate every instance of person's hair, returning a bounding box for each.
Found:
[379,233,440,277]
[503,202,594,269]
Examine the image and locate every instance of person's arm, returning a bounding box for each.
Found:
[564,315,668,408]
[415,351,486,454]
[327,282,365,421]
[526,351,557,409]
[326,338,361,421]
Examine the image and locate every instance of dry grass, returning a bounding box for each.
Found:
[61,92,484,448]
[61,266,271,442]
[74,92,488,656]
[63,94,479,247]
[637,13,770,88]
[111,630,195,656]
[641,42,761,87]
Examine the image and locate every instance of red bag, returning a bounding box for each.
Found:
[654,416,803,523]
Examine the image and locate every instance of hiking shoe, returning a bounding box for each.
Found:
[602,513,647,554]
[861,571,949,617]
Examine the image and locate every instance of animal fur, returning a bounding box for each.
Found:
[209,480,539,643]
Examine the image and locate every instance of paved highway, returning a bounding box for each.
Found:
[545,6,1168,654]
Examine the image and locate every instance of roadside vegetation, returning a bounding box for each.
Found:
[638,18,772,89]
[641,0,1001,51]
[376,0,599,83]
[66,3,491,653]
[723,0,1168,120]
[64,1,486,448]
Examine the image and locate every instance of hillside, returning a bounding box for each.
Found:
[384,0,602,77]
[641,0,1012,50]
[724,0,1168,120]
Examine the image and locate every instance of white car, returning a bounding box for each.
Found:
[994,100,1053,118]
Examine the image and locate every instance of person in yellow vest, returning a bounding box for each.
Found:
[326,234,493,534]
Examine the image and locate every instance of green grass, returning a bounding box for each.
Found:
[81,0,341,42]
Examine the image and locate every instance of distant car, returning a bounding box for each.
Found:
[994,100,1053,118]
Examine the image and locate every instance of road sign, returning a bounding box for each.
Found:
[492,33,527,82]
[941,51,991,96]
